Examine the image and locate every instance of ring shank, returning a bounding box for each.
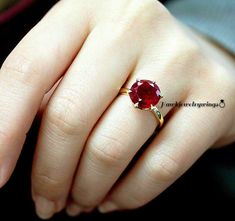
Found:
[119,88,129,95]
[150,106,164,128]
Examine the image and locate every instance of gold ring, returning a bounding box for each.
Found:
[119,79,164,128]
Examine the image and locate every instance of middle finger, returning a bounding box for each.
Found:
[32,24,139,217]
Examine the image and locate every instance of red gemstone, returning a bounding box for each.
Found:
[129,80,161,109]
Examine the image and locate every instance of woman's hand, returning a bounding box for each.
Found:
[0,0,235,219]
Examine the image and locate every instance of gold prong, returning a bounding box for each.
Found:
[157,91,163,99]
[134,103,139,108]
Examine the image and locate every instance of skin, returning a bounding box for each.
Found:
[0,0,235,219]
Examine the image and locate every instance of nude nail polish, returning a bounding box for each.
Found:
[66,203,83,217]
[98,201,118,213]
[35,196,55,220]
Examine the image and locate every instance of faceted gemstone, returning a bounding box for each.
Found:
[129,80,161,109]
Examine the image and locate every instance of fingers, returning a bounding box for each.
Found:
[0,1,90,187]
[67,62,184,213]
[68,95,156,211]
[98,95,226,212]
[32,23,140,219]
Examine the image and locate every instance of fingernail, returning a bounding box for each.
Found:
[35,196,55,220]
[98,201,118,213]
[66,203,83,217]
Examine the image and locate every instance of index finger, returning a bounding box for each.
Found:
[0,0,89,187]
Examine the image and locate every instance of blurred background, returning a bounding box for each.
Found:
[0,0,235,220]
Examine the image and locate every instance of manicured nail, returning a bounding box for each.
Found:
[98,201,118,213]
[35,196,55,220]
[66,203,83,217]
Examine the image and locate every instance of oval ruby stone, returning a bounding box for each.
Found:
[129,80,161,109]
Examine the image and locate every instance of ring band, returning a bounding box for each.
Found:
[119,79,164,128]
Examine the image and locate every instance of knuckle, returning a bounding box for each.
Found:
[169,38,202,79]
[145,151,181,184]
[202,63,235,95]
[109,0,171,44]
[184,40,201,59]
[130,0,166,15]
[183,42,202,74]
[46,92,88,136]
[33,172,64,200]
[177,37,201,64]
[128,0,170,24]
[88,132,128,166]
[1,52,41,87]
